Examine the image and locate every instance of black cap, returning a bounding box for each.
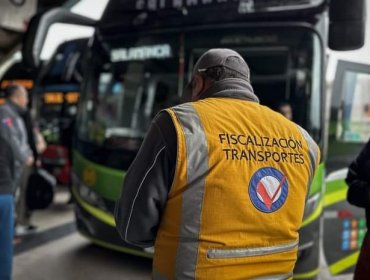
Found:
[193,48,250,81]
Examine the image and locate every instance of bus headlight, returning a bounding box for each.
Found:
[144,247,155,254]
[303,193,320,220]
[74,177,107,211]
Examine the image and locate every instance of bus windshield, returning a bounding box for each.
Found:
[77,26,322,148]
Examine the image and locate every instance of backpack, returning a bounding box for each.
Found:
[26,168,56,210]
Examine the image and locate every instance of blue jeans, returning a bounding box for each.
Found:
[0,194,13,280]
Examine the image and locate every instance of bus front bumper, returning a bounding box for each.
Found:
[72,187,153,258]
[294,217,321,279]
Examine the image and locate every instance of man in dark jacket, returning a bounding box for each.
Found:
[346,140,370,280]
[0,85,34,235]
[0,85,33,181]
[0,135,15,280]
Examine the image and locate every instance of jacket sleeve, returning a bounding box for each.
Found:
[345,140,370,208]
[114,112,176,248]
[22,111,38,160]
[0,109,29,164]
[0,137,14,176]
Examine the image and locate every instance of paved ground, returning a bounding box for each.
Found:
[13,189,152,280]
[12,188,354,280]
[14,233,152,280]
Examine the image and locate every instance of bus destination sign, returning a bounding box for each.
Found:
[133,0,322,14]
[135,0,255,14]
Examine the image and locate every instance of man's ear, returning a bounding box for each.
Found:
[191,74,204,101]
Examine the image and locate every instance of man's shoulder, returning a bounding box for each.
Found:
[0,104,13,125]
[166,102,193,111]
[356,138,370,161]
[0,103,16,116]
[153,110,175,130]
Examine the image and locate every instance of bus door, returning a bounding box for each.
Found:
[323,60,370,278]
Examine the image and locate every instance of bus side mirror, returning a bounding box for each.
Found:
[22,8,96,69]
[328,0,366,51]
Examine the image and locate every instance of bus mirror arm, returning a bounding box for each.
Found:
[22,8,96,69]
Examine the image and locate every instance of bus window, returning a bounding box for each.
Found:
[184,27,322,143]
[78,36,179,146]
[337,72,370,143]
[328,61,370,173]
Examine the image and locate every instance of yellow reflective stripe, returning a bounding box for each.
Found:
[80,232,153,258]
[72,187,116,227]
[172,103,209,279]
[293,268,320,279]
[324,189,347,207]
[329,251,360,275]
[301,200,323,227]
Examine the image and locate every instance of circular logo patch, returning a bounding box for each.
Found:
[249,167,288,213]
[83,167,97,187]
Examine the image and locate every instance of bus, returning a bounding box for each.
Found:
[320,59,370,279]
[0,62,35,105]
[22,1,366,279]
[35,38,87,185]
[0,39,87,186]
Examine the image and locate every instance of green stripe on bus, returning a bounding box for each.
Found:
[73,152,324,200]
[302,199,322,227]
[309,163,324,196]
[73,150,126,200]
[324,189,347,207]
[329,251,360,275]
[300,164,324,227]
[80,233,153,259]
[325,178,348,196]
[72,186,116,227]
[293,268,320,279]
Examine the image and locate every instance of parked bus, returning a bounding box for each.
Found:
[35,38,87,185]
[22,1,366,279]
[0,39,87,185]
[321,59,370,279]
[0,62,35,104]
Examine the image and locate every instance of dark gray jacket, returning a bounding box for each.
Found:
[0,136,15,194]
[0,102,31,182]
[115,78,259,248]
[346,138,370,229]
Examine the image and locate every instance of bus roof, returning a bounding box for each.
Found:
[38,38,87,87]
[0,62,36,91]
[99,0,328,33]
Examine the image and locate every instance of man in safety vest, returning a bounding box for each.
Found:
[115,49,320,280]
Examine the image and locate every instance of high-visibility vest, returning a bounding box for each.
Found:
[153,98,320,280]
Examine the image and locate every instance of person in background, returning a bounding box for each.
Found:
[0,85,34,235]
[22,105,38,166]
[16,87,44,234]
[34,126,47,156]
[0,136,16,280]
[346,139,370,280]
[276,101,293,121]
[115,49,320,279]
[16,123,47,234]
